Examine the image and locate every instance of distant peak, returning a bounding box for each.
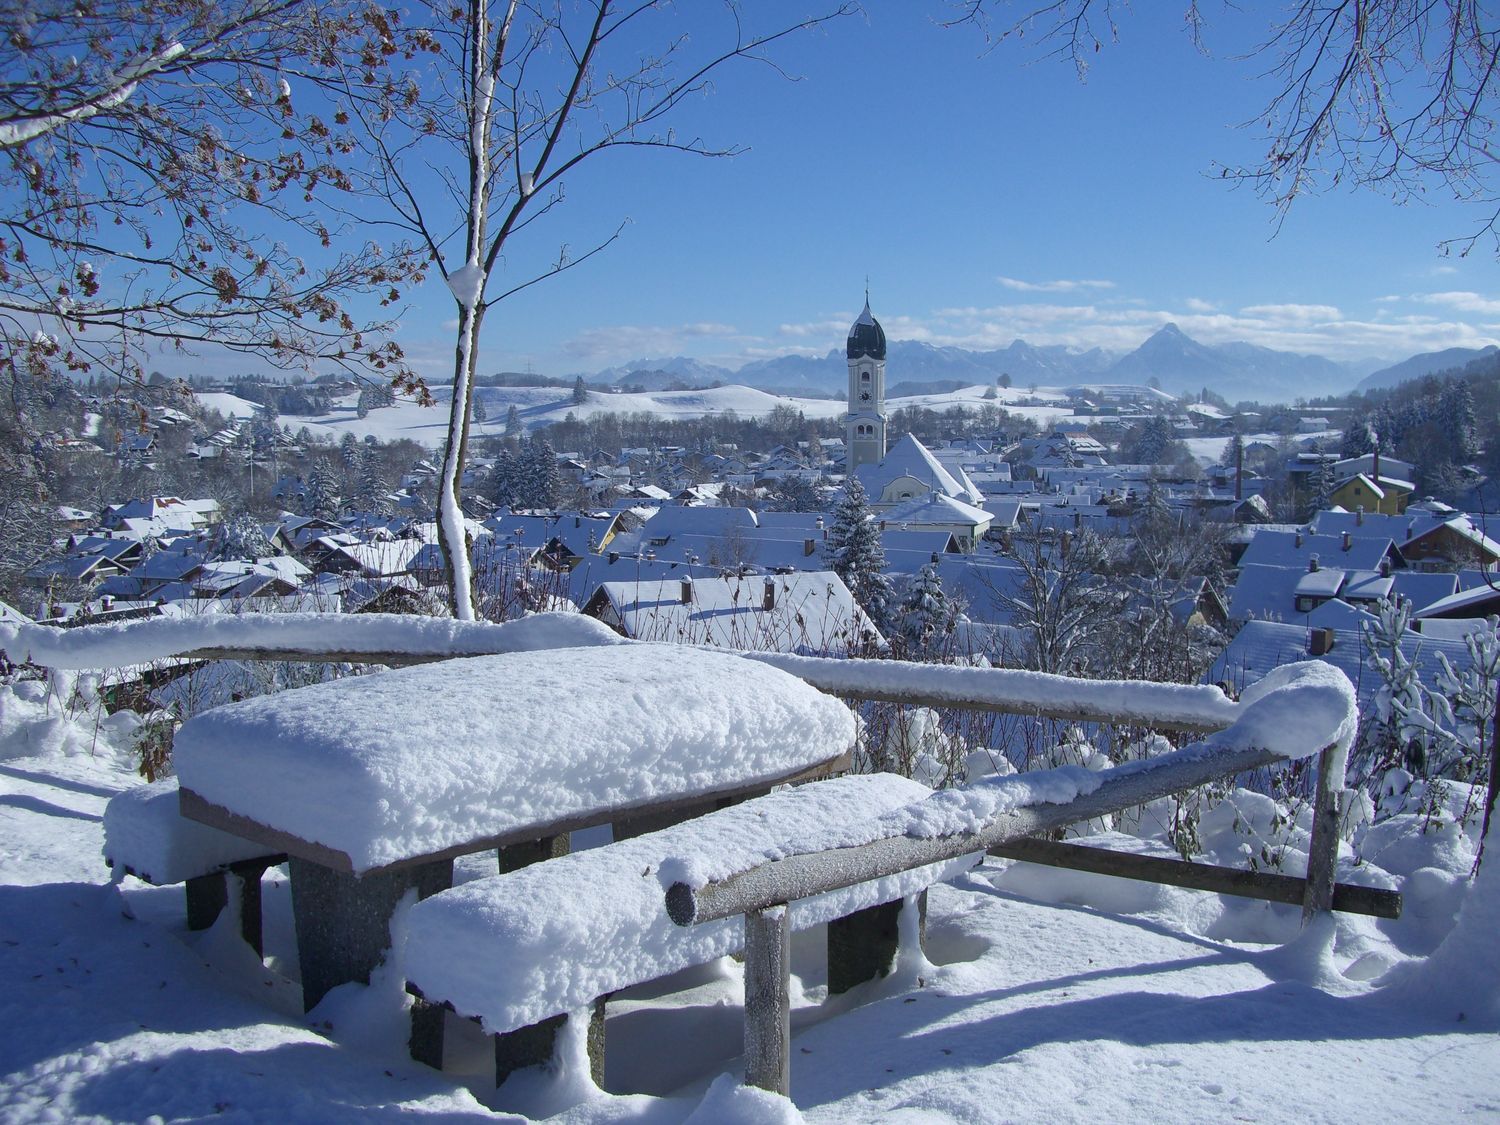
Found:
[1156,322,1185,336]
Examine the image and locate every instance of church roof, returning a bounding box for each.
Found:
[856,433,985,504]
[846,299,886,360]
[880,491,993,528]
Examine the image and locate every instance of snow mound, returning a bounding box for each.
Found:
[102,778,273,885]
[173,644,856,873]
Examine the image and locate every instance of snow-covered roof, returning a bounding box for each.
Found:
[587,571,879,655]
[879,491,993,529]
[855,434,984,506]
[1207,619,1475,712]
[1237,530,1397,573]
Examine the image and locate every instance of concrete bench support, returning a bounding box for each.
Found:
[499,834,569,873]
[184,857,280,957]
[827,891,926,996]
[291,857,453,1011]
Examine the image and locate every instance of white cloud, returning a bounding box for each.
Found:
[996,276,1115,293]
[1184,298,1217,313]
[1413,291,1500,316]
[561,321,743,361]
[1238,303,1342,325]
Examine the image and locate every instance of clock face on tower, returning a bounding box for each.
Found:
[860,390,871,402]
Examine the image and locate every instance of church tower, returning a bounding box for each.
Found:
[845,297,887,472]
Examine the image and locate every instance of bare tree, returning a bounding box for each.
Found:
[949,1,1500,255]
[312,1,853,618]
[982,526,1123,675]
[0,1,428,389]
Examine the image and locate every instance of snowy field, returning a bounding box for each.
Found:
[194,383,1078,450]
[2,672,1498,1123]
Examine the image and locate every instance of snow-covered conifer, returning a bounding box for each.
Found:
[825,476,892,626]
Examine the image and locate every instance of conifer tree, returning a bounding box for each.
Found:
[825,476,892,626]
[897,558,957,658]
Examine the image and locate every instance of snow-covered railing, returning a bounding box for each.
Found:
[664,662,1363,1094]
[0,611,626,669]
[744,651,1240,733]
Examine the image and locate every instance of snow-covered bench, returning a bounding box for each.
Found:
[103,779,284,954]
[402,773,973,1086]
[171,643,857,1011]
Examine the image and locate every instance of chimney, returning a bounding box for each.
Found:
[1309,554,1320,572]
[680,577,693,605]
[1235,437,1244,502]
[1308,627,1335,656]
[1356,506,1365,526]
[1342,531,1352,552]
[1295,530,1303,548]
[763,578,776,611]
[1073,510,1082,529]
[803,538,816,557]
[574,516,580,527]
[101,595,113,611]
[1380,557,1391,577]
[608,551,619,564]
[1373,443,1381,486]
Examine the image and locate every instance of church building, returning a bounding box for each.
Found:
[845,298,887,471]
[841,298,994,551]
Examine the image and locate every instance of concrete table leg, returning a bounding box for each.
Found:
[827,891,926,995]
[290,857,453,1012]
[495,997,606,1088]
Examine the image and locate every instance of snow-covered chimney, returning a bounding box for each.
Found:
[1380,557,1391,577]
[100,595,113,611]
[1342,531,1352,552]
[680,577,693,605]
[763,578,776,612]
[1356,506,1365,526]
[1309,554,1320,572]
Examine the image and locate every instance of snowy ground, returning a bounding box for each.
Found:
[195,383,1078,449]
[2,682,1497,1123]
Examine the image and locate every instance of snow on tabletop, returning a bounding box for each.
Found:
[172,644,856,874]
[746,651,1240,729]
[103,779,274,885]
[0,609,623,669]
[403,774,971,1034]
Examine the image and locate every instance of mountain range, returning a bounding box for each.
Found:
[582,324,1488,404]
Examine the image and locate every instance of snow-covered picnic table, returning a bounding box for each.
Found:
[171,643,857,1010]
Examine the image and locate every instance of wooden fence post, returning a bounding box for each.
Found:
[743,904,791,1096]
[1302,746,1341,923]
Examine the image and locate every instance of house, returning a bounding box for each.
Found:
[1400,516,1500,570]
[1330,473,1413,516]
[581,570,881,655]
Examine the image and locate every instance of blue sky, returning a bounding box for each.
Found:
[186,4,1500,382]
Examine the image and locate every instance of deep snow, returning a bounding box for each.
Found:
[1,674,1497,1123]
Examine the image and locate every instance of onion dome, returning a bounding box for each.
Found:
[846,299,886,360]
